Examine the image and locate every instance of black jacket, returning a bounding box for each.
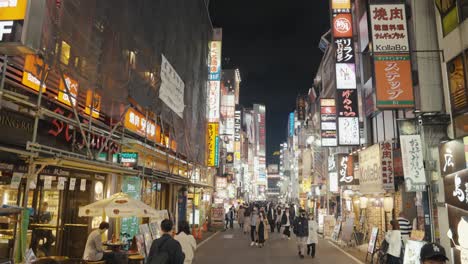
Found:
[147,234,185,264]
[293,216,309,237]
[281,212,294,226]
[267,207,277,222]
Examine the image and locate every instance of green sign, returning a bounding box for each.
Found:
[120,176,141,238]
[118,152,138,167]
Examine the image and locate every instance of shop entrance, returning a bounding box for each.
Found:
[60,179,94,258]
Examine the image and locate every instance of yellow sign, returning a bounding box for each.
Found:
[206,122,219,167]
[0,0,27,21]
[22,54,47,92]
[84,90,101,118]
[332,0,351,10]
[58,74,79,106]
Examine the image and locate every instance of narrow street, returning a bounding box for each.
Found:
[194,227,362,264]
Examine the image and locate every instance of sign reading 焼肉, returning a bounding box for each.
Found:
[380,141,395,191]
[400,135,426,192]
[370,4,409,53]
[374,54,414,108]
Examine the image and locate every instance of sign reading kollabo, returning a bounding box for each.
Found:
[369,4,409,53]
[118,152,138,168]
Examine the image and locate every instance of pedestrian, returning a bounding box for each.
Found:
[397,212,412,241]
[307,214,318,258]
[244,208,251,234]
[275,206,282,233]
[250,208,259,246]
[237,205,245,230]
[174,221,196,264]
[225,210,229,230]
[293,209,309,259]
[147,219,185,264]
[83,222,118,263]
[384,219,402,264]
[267,203,276,233]
[256,211,270,248]
[419,242,449,264]
[290,204,296,219]
[281,206,294,239]
[229,206,235,229]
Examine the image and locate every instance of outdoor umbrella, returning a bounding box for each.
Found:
[78,192,162,218]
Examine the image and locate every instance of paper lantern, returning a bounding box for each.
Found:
[383,197,394,212]
[360,197,368,209]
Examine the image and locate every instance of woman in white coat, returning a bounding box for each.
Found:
[175,221,197,264]
[307,214,318,258]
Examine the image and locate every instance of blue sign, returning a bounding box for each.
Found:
[289,112,295,137]
[214,136,219,166]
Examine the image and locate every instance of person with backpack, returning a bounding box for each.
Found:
[147,219,185,264]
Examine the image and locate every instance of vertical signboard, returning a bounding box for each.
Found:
[332,1,359,146]
[359,144,384,194]
[320,99,337,147]
[400,135,426,192]
[337,154,357,185]
[207,29,222,122]
[369,4,409,53]
[289,112,295,137]
[374,54,414,108]
[380,141,395,191]
[255,104,266,157]
[160,54,185,118]
[22,54,47,92]
[206,123,219,167]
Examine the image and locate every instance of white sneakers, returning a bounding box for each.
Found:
[250,242,255,246]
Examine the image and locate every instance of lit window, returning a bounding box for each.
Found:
[129,51,136,69]
[60,41,71,65]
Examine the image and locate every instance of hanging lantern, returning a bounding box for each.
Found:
[359,197,368,209]
[383,197,394,212]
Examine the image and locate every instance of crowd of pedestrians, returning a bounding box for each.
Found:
[224,201,319,259]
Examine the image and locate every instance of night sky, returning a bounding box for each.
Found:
[209,1,330,163]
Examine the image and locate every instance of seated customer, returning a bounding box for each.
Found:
[83,222,117,262]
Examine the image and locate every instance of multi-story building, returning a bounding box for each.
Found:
[0,0,213,259]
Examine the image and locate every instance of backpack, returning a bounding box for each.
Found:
[149,237,170,264]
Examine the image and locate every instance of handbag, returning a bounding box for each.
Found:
[380,240,389,253]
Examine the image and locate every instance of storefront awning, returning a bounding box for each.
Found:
[189,182,214,189]
[34,157,139,175]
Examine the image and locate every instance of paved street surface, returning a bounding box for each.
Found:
[194,227,361,264]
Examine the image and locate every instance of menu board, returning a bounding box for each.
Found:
[341,217,354,243]
[367,227,379,254]
[332,222,342,241]
[121,176,142,239]
[403,240,426,264]
[139,224,153,256]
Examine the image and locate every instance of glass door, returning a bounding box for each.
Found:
[60,178,94,258]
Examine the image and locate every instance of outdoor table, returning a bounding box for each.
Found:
[103,241,125,252]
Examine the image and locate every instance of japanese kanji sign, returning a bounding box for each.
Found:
[444,169,468,212]
[439,138,466,177]
[400,135,426,192]
[124,108,160,143]
[333,13,353,38]
[58,74,79,107]
[337,154,357,186]
[374,54,414,108]
[370,4,409,53]
[207,122,219,167]
[335,38,355,63]
[338,117,359,146]
[380,141,395,191]
[337,89,358,117]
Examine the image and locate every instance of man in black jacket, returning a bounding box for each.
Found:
[147,219,185,264]
[293,209,309,259]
